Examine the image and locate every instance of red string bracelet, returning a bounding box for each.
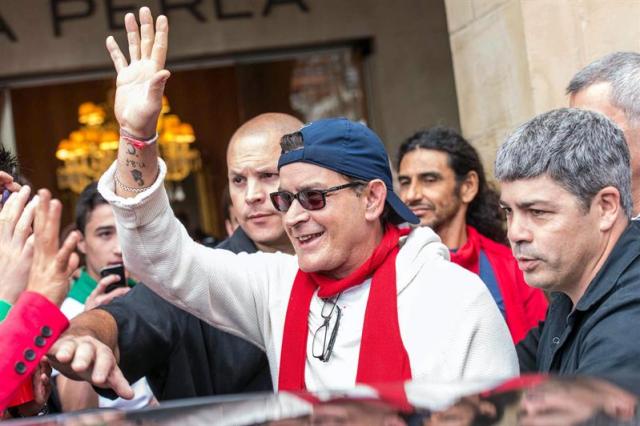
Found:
[120,129,159,149]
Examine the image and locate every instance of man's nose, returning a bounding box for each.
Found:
[283,197,309,229]
[245,180,265,204]
[401,179,421,203]
[114,239,122,257]
[507,213,533,245]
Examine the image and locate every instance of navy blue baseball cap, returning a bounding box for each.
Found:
[277,117,419,225]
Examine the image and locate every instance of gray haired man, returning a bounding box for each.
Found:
[497,108,640,376]
[568,52,640,215]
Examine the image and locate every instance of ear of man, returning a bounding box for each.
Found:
[594,186,624,232]
[459,170,479,204]
[363,179,387,222]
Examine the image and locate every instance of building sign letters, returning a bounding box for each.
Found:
[0,0,310,42]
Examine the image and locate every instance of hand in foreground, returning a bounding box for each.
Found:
[0,186,36,303]
[25,189,80,306]
[84,274,131,312]
[106,7,170,138]
[48,333,134,400]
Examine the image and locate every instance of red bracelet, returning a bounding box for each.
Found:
[120,129,159,149]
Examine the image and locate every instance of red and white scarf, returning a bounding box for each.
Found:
[278,225,412,391]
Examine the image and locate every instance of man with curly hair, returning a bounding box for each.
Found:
[397,128,548,343]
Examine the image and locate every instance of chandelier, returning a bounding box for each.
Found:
[56,97,201,194]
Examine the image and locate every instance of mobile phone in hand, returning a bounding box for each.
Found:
[100,264,127,293]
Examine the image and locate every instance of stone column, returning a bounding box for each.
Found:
[445,0,640,175]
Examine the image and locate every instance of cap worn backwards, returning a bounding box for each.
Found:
[277,117,419,225]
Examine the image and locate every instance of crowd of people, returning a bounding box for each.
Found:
[1,6,640,421]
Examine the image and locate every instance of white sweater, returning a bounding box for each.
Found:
[98,160,519,391]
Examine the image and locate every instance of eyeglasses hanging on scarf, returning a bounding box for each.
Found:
[312,293,343,362]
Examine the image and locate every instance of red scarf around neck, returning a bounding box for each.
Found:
[278,225,412,391]
[448,225,480,274]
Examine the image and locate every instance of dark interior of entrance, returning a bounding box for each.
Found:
[10,49,367,239]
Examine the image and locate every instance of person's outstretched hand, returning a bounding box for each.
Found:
[25,189,80,306]
[49,333,134,400]
[107,7,170,139]
[0,186,36,303]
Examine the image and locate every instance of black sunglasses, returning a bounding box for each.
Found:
[270,182,365,212]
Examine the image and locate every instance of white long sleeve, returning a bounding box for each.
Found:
[99,159,519,390]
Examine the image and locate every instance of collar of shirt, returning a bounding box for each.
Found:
[67,268,97,304]
[575,221,640,313]
[216,226,258,254]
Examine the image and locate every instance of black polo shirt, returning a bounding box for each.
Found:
[517,221,640,381]
[97,227,272,400]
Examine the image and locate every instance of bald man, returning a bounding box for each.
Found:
[226,113,302,253]
[55,114,302,401]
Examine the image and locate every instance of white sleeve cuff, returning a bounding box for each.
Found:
[97,158,171,229]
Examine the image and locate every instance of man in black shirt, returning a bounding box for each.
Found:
[55,113,302,400]
[495,108,640,377]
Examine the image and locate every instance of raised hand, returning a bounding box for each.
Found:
[0,186,36,304]
[25,189,80,306]
[106,7,170,138]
